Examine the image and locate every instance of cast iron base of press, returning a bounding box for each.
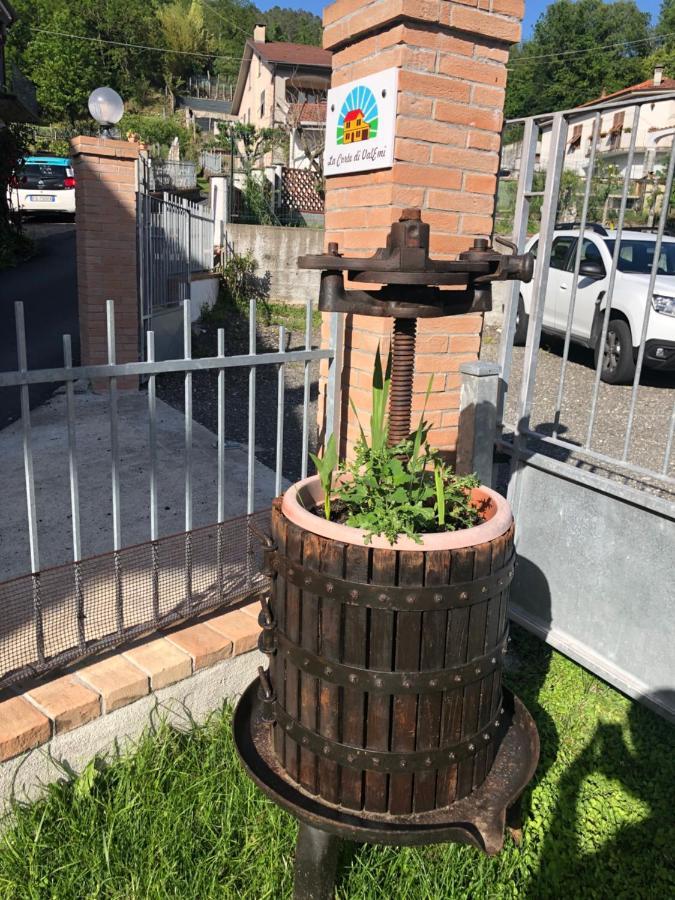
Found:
[233,679,539,900]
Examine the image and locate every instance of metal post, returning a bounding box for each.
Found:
[293,824,341,900]
[456,361,500,487]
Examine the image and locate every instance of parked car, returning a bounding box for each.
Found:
[516,225,675,383]
[7,155,76,217]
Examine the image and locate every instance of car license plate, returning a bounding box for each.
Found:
[28,195,55,202]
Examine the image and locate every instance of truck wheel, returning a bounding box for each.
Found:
[595,318,636,384]
[513,296,528,346]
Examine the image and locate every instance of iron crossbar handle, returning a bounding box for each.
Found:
[274,628,509,693]
[270,551,516,610]
[273,702,508,773]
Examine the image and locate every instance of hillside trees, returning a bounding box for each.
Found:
[505,0,652,118]
[6,0,322,124]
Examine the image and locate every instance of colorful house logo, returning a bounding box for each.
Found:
[337,85,378,145]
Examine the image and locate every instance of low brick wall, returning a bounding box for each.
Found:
[0,603,262,809]
[226,223,324,305]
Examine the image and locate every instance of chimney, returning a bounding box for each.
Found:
[654,65,664,86]
[253,24,266,43]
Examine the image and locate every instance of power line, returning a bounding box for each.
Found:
[507,30,675,67]
[27,25,247,63]
[199,0,252,39]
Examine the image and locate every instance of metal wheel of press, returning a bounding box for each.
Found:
[595,317,636,384]
[232,678,539,854]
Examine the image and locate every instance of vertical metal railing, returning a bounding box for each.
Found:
[0,294,340,690]
[15,301,44,664]
[508,113,568,513]
[498,92,675,494]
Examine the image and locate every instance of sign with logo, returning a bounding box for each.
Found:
[324,68,398,177]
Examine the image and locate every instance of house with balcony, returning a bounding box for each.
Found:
[501,67,675,224]
[231,24,330,170]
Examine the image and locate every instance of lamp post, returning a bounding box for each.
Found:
[88,87,124,139]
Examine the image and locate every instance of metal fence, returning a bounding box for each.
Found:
[146,159,197,192]
[138,186,215,330]
[497,91,675,498]
[0,297,342,690]
[199,150,224,176]
[495,92,675,721]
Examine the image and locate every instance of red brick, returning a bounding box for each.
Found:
[472,83,506,108]
[491,0,525,16]
[436,100,502,131]
[399,70,471,103]
[395,138,431,164]
[204,609,260,655]
[25,675,100,735]
[77,656,149,713]
[438,55,507,86]
[431,145,498,173]
[449,6,521,43]
[123,638,193,690]
[0,696,51,761]
[165,623,232,670]
[397,117,466,147]
[427,190,494,213]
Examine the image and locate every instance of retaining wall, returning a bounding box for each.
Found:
[226,224,324,305]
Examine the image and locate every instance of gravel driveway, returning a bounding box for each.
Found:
[481,324,675,502]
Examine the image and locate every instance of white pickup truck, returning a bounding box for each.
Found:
[516,226,675,383]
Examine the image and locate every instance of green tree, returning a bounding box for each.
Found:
[23,4,100,123]
[642,0,675,78]
[505,0,652,119]
[158,0,216,83]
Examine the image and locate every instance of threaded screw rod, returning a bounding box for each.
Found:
[388,317,417,447]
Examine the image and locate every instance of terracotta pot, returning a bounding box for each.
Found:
[265,477,516,816]
[281,473,512,551]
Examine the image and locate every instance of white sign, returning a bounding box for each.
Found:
[324,68,399,177]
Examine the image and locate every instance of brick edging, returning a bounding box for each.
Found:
[0,604,260,762]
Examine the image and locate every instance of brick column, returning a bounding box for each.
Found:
[70,137,140,383]
[319,0,522,457]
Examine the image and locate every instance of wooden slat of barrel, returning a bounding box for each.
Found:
[299,531,320,794]
[479,528,508,780]
[436,547,474,806]
[389,551,424,815]
[364,548,396,813]
[340,544,369,809]
[490,525,514,769]
[317,536,344,804]
[284,522,303,783]
[457,541,491,800]
[271,502,287,764]
[413,549,450,813]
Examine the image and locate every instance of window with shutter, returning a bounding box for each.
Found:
[568,124,582,152]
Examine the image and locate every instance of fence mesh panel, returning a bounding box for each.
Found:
[0,510,269,690]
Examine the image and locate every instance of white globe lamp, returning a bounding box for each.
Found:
[88,87,125,139]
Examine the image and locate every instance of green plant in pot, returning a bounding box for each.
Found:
[308,346,484,545]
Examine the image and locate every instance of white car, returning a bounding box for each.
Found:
[516,226,675,383]
[8,155,76,217]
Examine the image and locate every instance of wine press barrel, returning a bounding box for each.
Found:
[261,494,515,816]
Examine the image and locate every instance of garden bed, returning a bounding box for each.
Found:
[0,627,672,898]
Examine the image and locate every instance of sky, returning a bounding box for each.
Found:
[256,0,663,39]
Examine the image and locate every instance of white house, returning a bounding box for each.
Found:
[231,24,331,170]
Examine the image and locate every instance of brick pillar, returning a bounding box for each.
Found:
[319,0,522,458]
[70,137,140,383]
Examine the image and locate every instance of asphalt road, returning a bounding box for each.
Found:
[0,222,79,427]
[481,324,675,501]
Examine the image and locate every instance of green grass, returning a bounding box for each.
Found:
[0,628,672,899]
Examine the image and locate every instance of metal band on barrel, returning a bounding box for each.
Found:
[273,703,508,773]
[270,552,515,610]
[276,628,509,693]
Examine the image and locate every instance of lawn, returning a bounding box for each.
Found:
[0,627,672,899]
